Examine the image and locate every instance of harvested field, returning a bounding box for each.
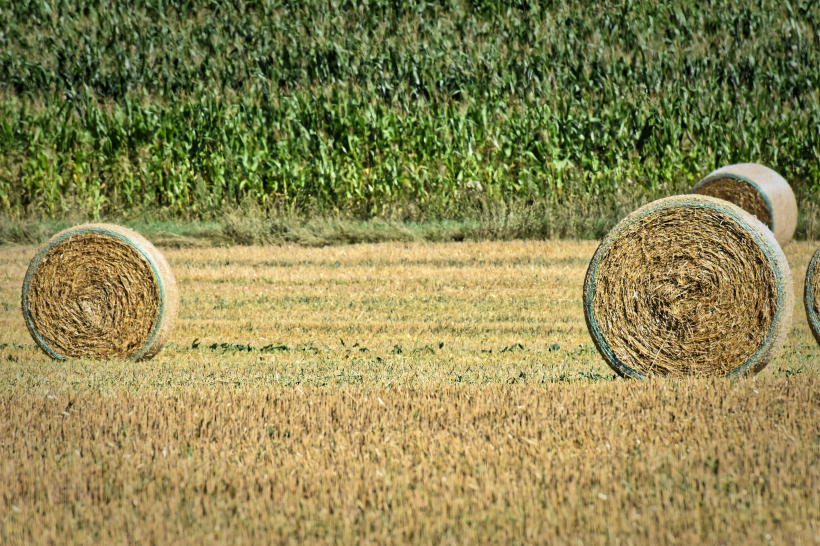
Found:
[2,240,820,544]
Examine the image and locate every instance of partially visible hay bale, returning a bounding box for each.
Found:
[583,195,793,378]
[804,245,820,347]
[691,163,797,246]
[21,224,178,361]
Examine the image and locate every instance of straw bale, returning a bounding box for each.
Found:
[691,163,797,246]
[804,245,820,347]
[583,195,793,378]
[21,224,178,361]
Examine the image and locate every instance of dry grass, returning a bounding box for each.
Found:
[1,240,820,544]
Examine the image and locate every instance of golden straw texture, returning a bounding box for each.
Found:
[692,163,797,246]
[21,224,178,361]
[804,244,820,347]
[584,195,793,378]
[692,177,771,226]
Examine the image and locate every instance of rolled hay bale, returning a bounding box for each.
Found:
[583,195,793,378]
[804,245,820,347]
[691,163,797,247]
[21,224,178,361]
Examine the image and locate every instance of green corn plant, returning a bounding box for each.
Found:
[0,0,817,220]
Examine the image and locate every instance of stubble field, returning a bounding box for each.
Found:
[1,240,820,544]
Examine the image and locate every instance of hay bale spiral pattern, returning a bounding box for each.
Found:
[803,245,820,347]
[583,195,793,378]
[21,224,178,361]
[691,163,798,246]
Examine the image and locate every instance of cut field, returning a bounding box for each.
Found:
[1,240,820,544]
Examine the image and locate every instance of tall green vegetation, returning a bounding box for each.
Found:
[1,0,819,222]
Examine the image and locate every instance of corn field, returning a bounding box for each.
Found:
[1,0,820,220]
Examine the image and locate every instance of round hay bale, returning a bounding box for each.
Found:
[583,195,793,378]
[803,245,820,347]
[691,163,797,247]
[21,224,178,361]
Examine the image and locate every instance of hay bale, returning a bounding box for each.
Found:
[21,224,178,361]
[804,245,820,347]
[691,163,797,246]
[583,195,793,378]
